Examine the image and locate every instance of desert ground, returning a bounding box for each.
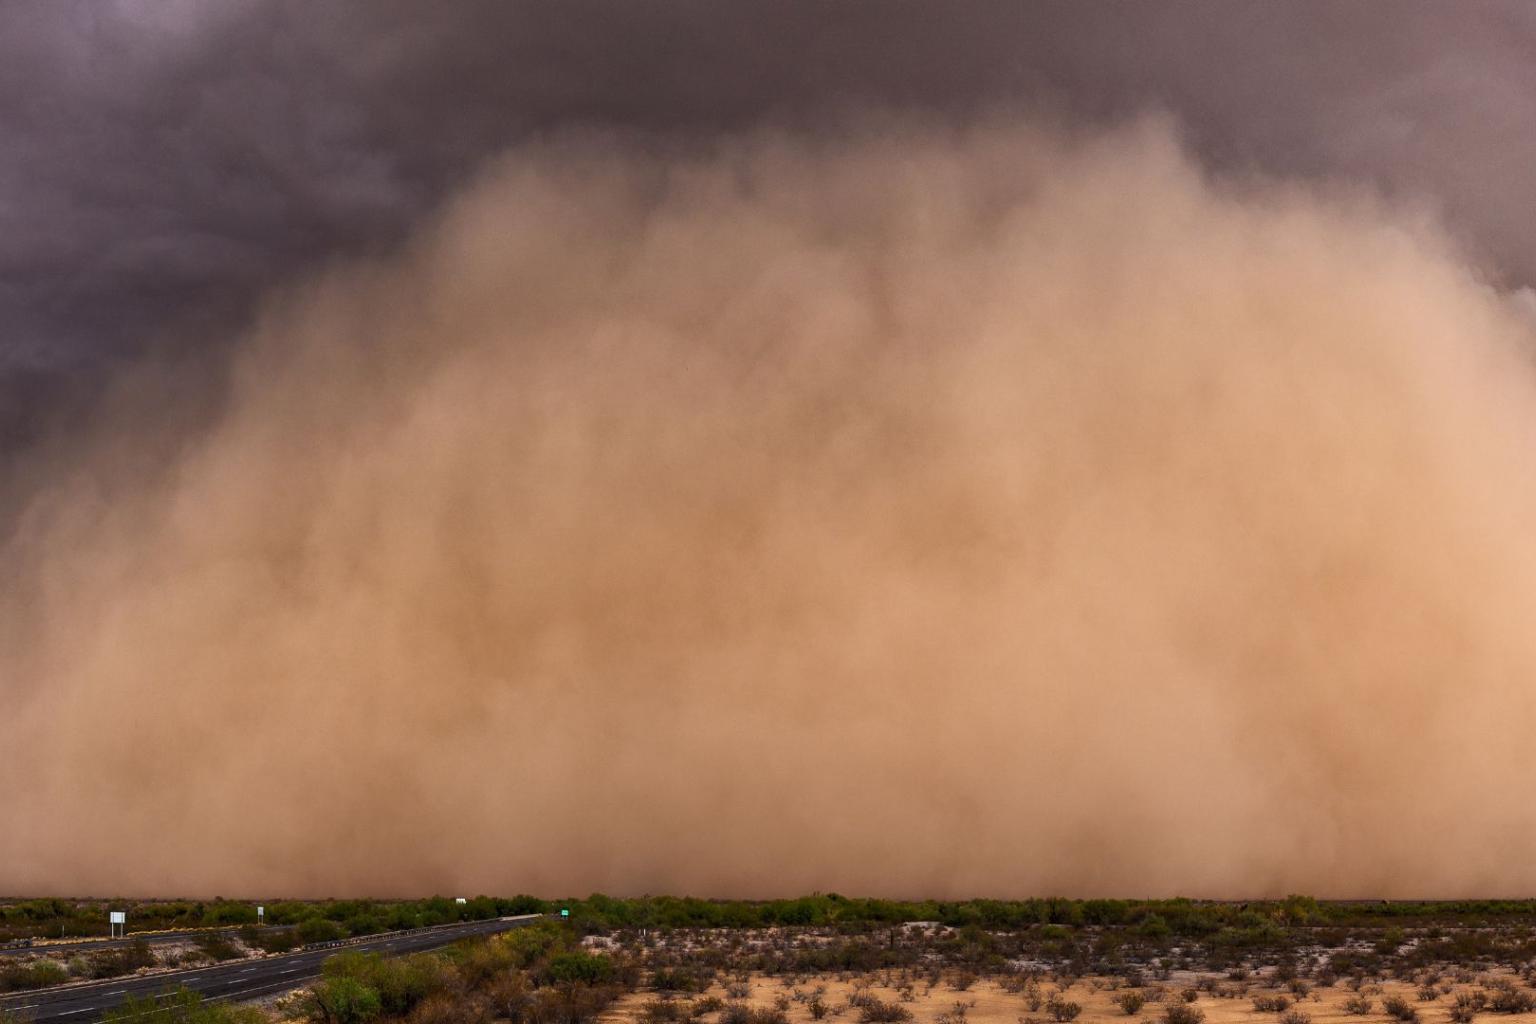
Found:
[602,971,1536,1024]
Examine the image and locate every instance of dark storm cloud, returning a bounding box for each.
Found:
[5,1,1536,410]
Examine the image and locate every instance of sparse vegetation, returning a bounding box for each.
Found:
[1162,1003,1204,1024]
[1115,992,1147,1015]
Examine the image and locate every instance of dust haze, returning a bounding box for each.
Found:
[5,117,1536,899]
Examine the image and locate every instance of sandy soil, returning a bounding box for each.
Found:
[602,975,1536,1024]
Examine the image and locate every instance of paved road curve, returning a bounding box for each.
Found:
[0,914,544,1023]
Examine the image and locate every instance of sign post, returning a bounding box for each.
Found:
[256,906,264,925]
[108,911,126,939]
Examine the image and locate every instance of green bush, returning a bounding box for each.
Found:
[322,951,447,1018]
[307,976,383,1024]
[299,919,345,944]
[545,951,615,986]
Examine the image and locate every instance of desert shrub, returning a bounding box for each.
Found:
[1417,986,1438,1002]
[1163,1004,1205,1024]
[196,932,242,962]
[1046,997,1082,1023]
[951,973,979,992]
[1252,996,1291,1013]
[299,918,345,944]
[1278,1012,1311,1024]
[643,999,694,1024]
[1343,996,1373,1015]
[544,951,615,987]
[1181,990,1200,1004]
[408,993,491,1024]
[859,999,914,1024]
[1456,992,1488,1015]
[0,957,68,992]
[486,973,532,1022]
[727,980,752,1000]
[696,996,726,1015]
[1482,985,1535,1014]
[253,929,300,954]
[810,997,830,1020]
[322,951,447,1018]
[305,977,384,1024]
[1382,995,1419,1023]
[722,1006,790,1024]
[1116,992,1147,1015]
[652,967,707,993]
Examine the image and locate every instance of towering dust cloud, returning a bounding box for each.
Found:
[5,118,1536,899]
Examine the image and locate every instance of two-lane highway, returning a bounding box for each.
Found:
[0,914,544,1023]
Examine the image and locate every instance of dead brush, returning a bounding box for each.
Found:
[1162,1004,1204,1024]
[643,999,694,1024]
[935,1000,977,1024]
[1481,981,1535,1014]
[857,999,914,1024]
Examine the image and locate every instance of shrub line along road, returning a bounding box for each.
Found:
[0,928,302,959]
[0,914,545,1023]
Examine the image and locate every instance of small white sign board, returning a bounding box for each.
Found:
[109,912,126,924]
[455,898,467,905]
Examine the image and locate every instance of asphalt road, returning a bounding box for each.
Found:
[0,914,544,1023]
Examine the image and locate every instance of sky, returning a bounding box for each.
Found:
[5,2,1536,899]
